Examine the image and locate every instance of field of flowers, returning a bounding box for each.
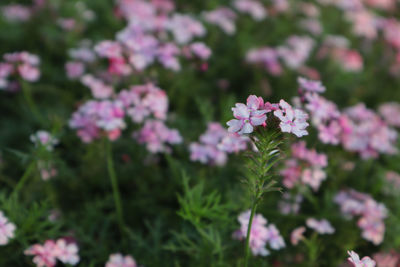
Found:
[1,0,400,266]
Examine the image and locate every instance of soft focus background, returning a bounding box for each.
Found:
[1,0,400,266]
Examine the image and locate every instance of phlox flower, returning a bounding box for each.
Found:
[166,14,206,44]
[65,61,85,79]
[190,123,248,166]
[373,251,400,267]
[301,168,326,191]
[348,251,376,267]
[2,4,31,22]
[335,190,387,245]
[134,120,182,153]
[233,210,285,256]
[157,43,181,71]
[278,193,303,215]
[297,77,326,93]
[203,7,237,35]
[0,211,16,245]
[54,239,80,265]
[118,83,168,123]
[277,36,314,70]
[233,0,267,21]
[306,218,335,234]
[290,226,306,245]
[105,253,137,267]
[81,75,114,99]
[25,238,80,267]
[274,100,309,137]
[30,130,59,151]
[189,42,212,60]
[69,100,126,143]
[379,102,400,127]
[25,240,58,267]
[246,47,282,75]
[94,41,123,59]
[227,95,267,135]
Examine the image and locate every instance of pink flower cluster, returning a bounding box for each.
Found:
[117,83,168,123]
[24,238,80,267]
[318,36,363,72]
[290,218,334,245]
[81,74,114,99]
[233,210,285,256]
[246,36,314,75]
[348,251,376,267]
[133,120,182,153]
[0,211,16,245]
[88,0,210,75]
[1,4,31,22]
[105,253,137,267]
[227,95,308,137]
[233,0,267,21]
[278,193,303,215]
[69,100,126,143]
[189,122,248,166]
[306,218,335,234]
[203,8,237,35]
[280,141,328,191]
[0,51,40,90]
[30,131,59,151]
[373,251,400,267]
[379,102,400,128]
[335,189,387,245]
[299,77,398,159]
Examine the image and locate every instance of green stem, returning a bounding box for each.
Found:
[244,200,258,267]
[105,140,125,232]
[12,161,36,197]
[21,80,45,125]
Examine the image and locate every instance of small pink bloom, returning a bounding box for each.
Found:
[274,100,309,137]
[348,251,376,267]
[0,211,16,245]
[290,226,306,245]
[227,95,267,135]
[306,218,334,234]
[105,253,137,267]
[18,64,40,81]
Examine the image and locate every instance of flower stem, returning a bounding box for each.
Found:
[105,140,125,232]
[244,200,258,267]
[12,161,36,197]
[21,80,45,125]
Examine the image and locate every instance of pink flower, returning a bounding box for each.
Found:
[18,64,40,81]
[25,238,80,267]
[246,47,282,75]
[25,240,58,267]
[167,14,206,44]
[306,218,335,234]
[189,42,212,60]
[65,61,85,79]
[233,0,267,21]
[30,130,59,151]
[290,226,306,245]
[233,210,285,256]
[301,168,326,191]
[105,253,137,267]
[379,102,400,127]
[274,100,309,137]
[54,239,80,265]
[227,95,267,135]
[348,251,376,267]
[297,77,326,93]
[95,41,123,59]
[81,75,114,99]
[0,211,16,245]
[2,5,31,22]
[335,190,387,245]
[203,7,237,35]
[134,120,182,153]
